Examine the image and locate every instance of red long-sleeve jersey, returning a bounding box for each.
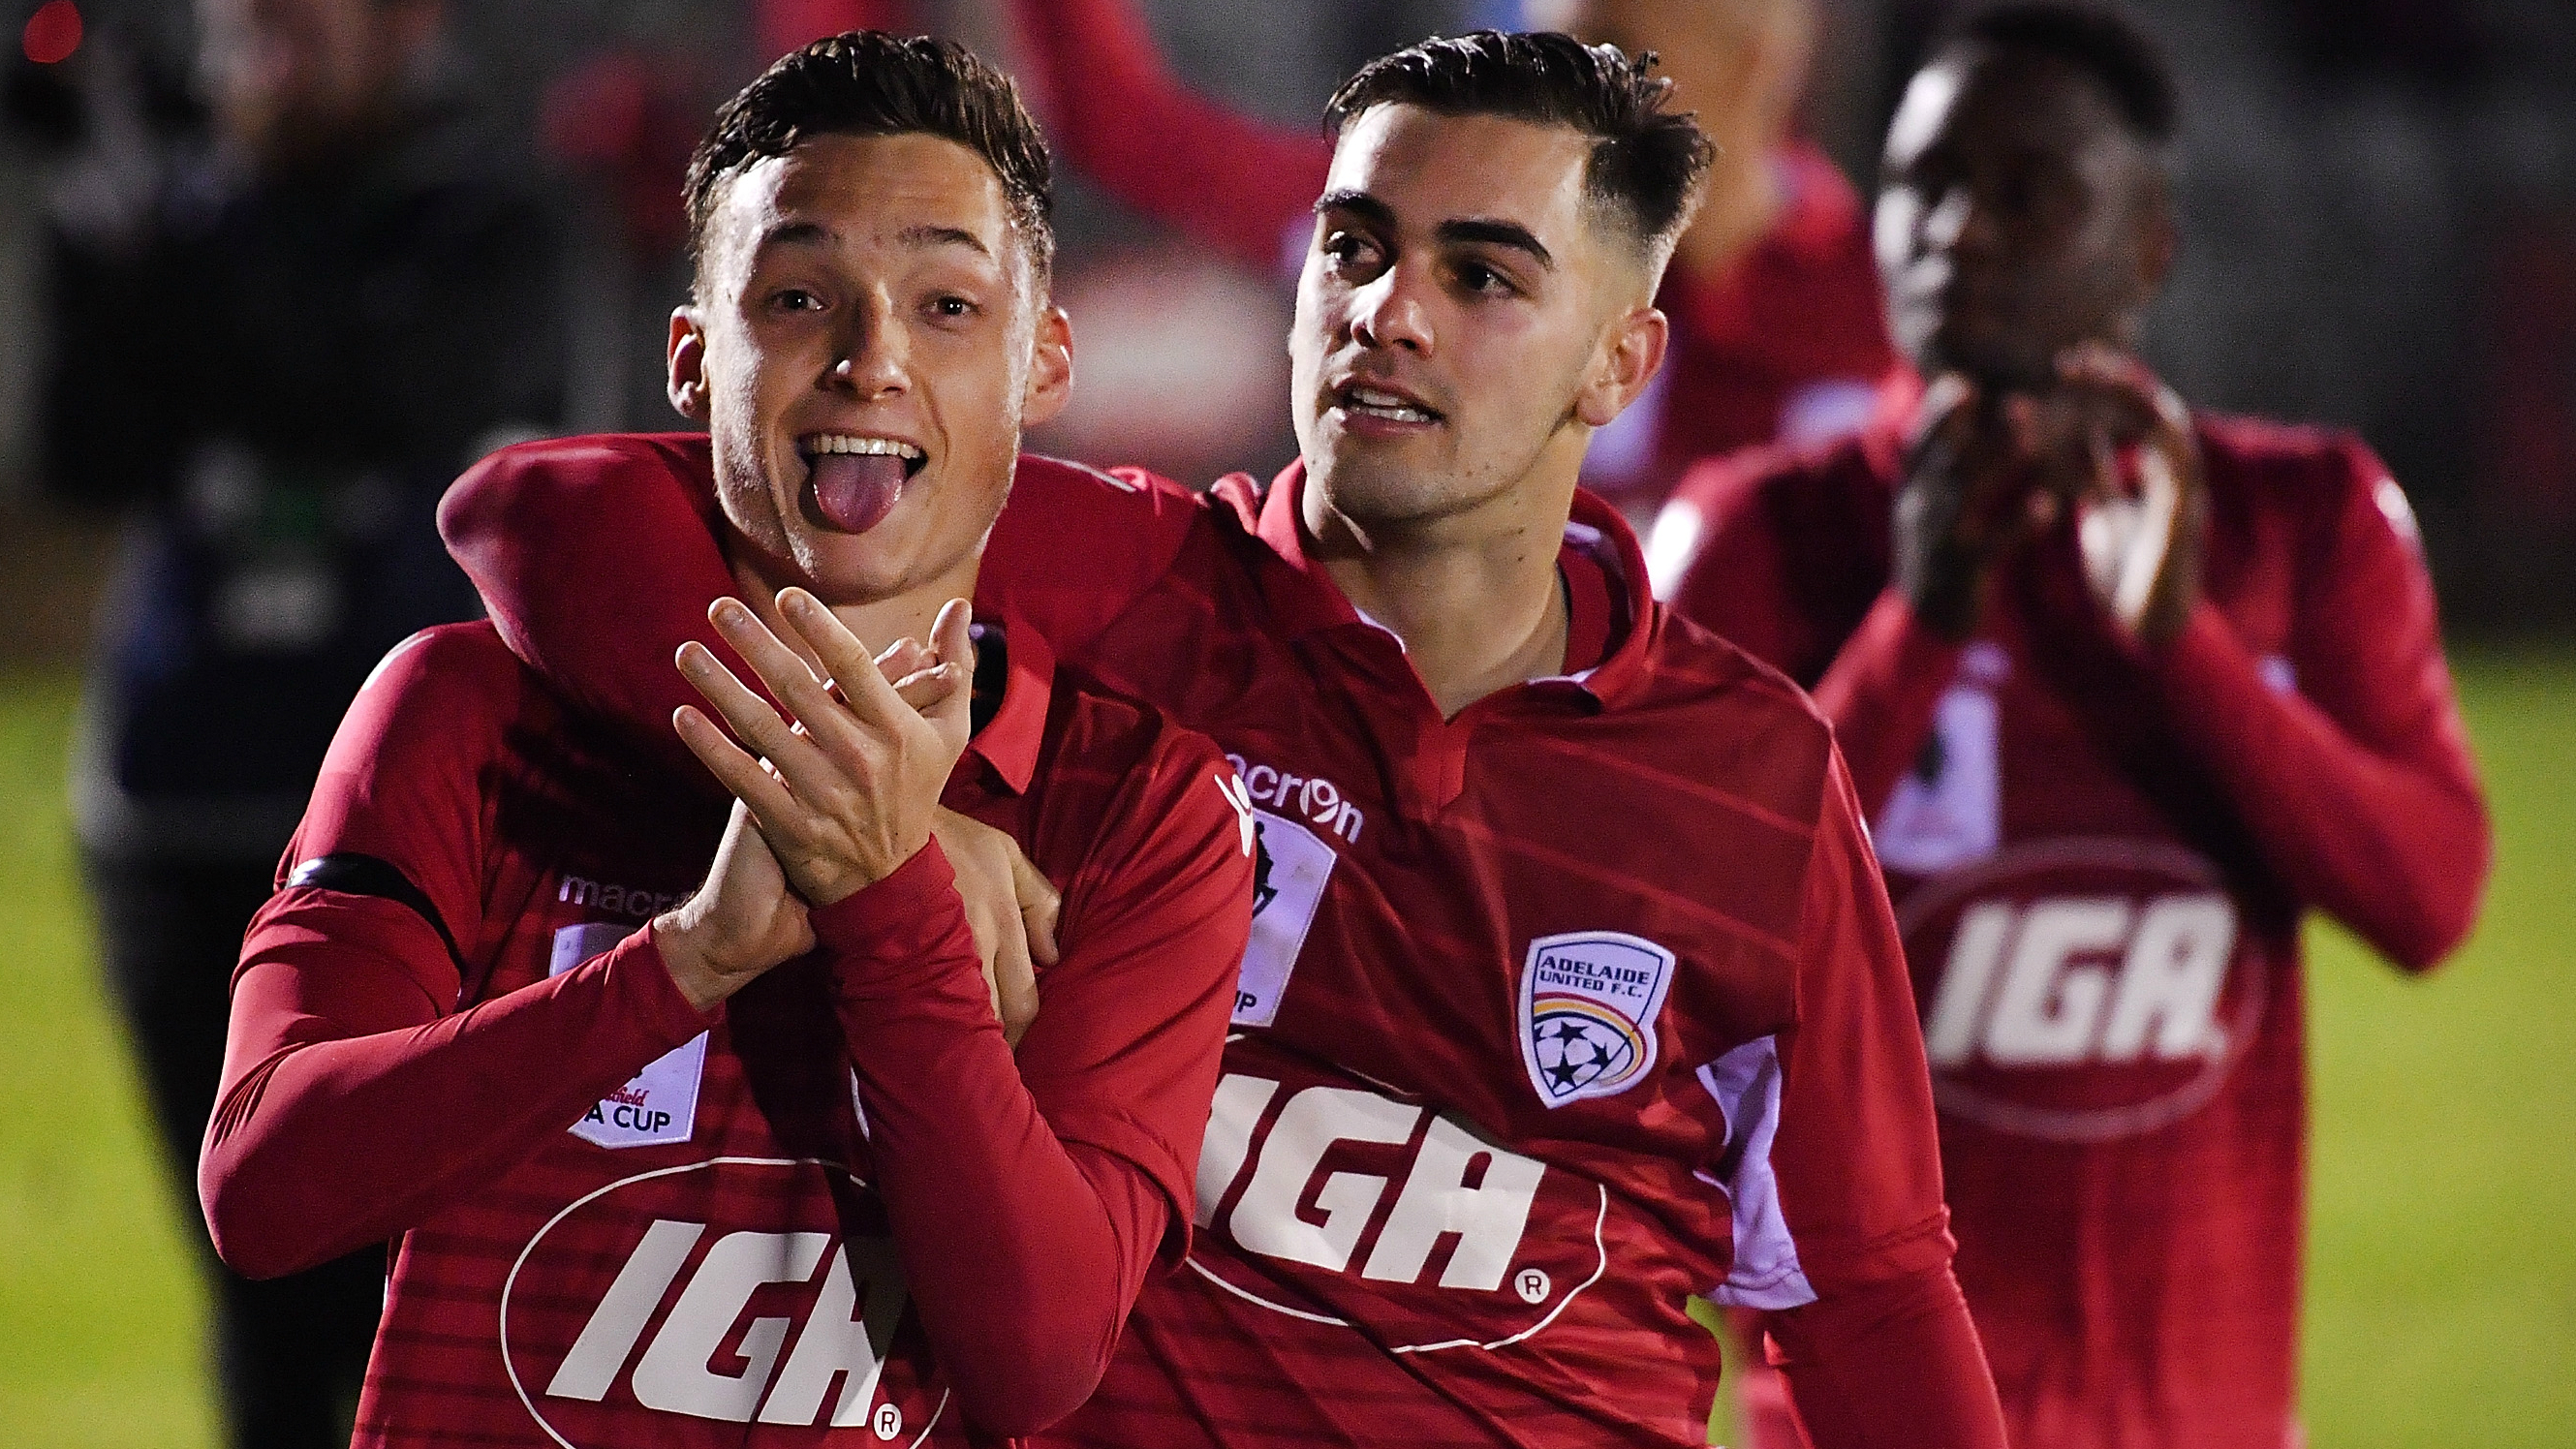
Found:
[1656,403,2492,1447]
[442,434,2007,1449]
[1003,0,1894,511]
[199,566,1255,1441]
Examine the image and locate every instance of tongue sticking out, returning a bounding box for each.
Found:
[810,452,908,534]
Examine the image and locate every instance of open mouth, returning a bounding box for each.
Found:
[1335,382,1443,427]
[798,433,926,534]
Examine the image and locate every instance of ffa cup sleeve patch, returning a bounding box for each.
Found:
[550,922,708,1149]
[1232,810,1336,1028]
[1518,931,1678,1107]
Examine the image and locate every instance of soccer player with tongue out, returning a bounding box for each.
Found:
[198,36,1257,1447]
[446,29,2007,1449]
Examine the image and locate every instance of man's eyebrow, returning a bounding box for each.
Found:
[752,221,995,258]
[896,223,992,257]
[1313,192,1556,271]
[1437,218,1553,270]
[1315,189,1396,227]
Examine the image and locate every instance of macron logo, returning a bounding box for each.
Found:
[559,875,690,921]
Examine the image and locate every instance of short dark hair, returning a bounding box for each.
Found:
[1323,30,1715,264]
[1946,2,2180,145]
[685,32,1054,291]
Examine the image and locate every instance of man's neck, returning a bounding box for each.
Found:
[725,548,980,686]
[1302,474,1575,723]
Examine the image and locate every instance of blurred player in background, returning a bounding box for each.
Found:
[32,0,565,1440]
[449,30,2006,1448]
[1653,5,2492,1445]
[199,34,1253,1445]
[1004,0,1893,519]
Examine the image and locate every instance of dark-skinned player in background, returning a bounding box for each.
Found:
[1003,0,1894,521]
[1652,6,2492,1447]
[445,32,2009,1449]
[198,36,1257,1446]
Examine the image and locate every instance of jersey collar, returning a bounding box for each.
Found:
[1210,459,1660,708]
[958,608,1052,797]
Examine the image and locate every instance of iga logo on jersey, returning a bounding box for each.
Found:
[1898,839,2263,1142]
[1517,931,1677,1107]
[500,1157,940,1445]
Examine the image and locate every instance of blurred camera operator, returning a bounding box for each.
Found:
[30,0,566,1442]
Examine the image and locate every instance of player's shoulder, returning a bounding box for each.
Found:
[2192,411,2415,545]
[440,431,713,548]
[1666,422,1894,557]
[1621,606,1842,825]
[1040,658,1233,809]
[984,454,1217,652]
[321,621,547,782]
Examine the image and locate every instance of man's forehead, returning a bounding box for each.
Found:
[1323,104,1595,242]
[1890,47,2135,166]
[717,132,1014,259]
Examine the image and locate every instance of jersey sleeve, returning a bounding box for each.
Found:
[439,436,737,784]
[2142,443,2490,970]
[200,628,713,1279]
[807,724,1253,1435]
[1006,0,1330,272]
[1728,749,2006,1448]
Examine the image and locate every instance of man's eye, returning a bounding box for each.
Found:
[771,289,823,313]
[931,295,977,319]
[1458,261,1514,296]
[1322,231,1381,271]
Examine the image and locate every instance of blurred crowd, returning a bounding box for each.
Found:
[0,1,2566,1446]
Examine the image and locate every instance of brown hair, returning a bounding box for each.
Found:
[685,31,1054,290]
[1324,30,1714,262]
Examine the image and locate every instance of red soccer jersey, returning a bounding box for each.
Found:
[1657,405,2493,1448]
[443,438,2003,1449]
[200,558,1255,1441]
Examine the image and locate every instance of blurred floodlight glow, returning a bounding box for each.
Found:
[22,0,80,65]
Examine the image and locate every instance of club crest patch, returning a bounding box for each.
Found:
[550,922,707,1150]
[1517,931,1677,1108]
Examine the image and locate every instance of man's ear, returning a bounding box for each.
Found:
[667,307,710,422]
[1020,304,1075,429]
[1573,304,1668,429]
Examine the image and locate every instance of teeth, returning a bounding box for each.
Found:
[1345,392,1434,423]
[808,434,923,460]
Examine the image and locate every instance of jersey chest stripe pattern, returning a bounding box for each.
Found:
[1521,734,1819,841]
[1448,814,1802,960]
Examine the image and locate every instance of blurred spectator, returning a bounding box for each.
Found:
[999,0,1895,519]
[30,0,565,1442]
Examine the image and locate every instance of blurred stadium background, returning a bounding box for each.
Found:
[0,0,2569,1444]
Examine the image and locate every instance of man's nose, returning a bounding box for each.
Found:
[1922,185,1998,259]
[828,301,909,396]
[1349,265,1434,355]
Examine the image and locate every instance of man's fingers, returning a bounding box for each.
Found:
[921,600,978,753]
[772,588,911,731]
[673,704,806,832]
[1007,847,1062,968]
[891,663,968,715]
[707,597,864,745]
[677,640,829,784]
[991,921,1040,1047]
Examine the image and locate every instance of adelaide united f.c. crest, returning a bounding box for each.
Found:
[1517,931,1677,1108]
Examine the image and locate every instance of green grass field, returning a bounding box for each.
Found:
[0,654,2568,1448]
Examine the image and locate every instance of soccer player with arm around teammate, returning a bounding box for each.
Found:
[197,35,1254,1446]
[1654,6,2491,1445]
[445,33,2006,1449]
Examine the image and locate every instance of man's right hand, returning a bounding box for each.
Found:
[932,808,1058,1047]
[653,802,816,1013]
[1894,373,2057,640]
